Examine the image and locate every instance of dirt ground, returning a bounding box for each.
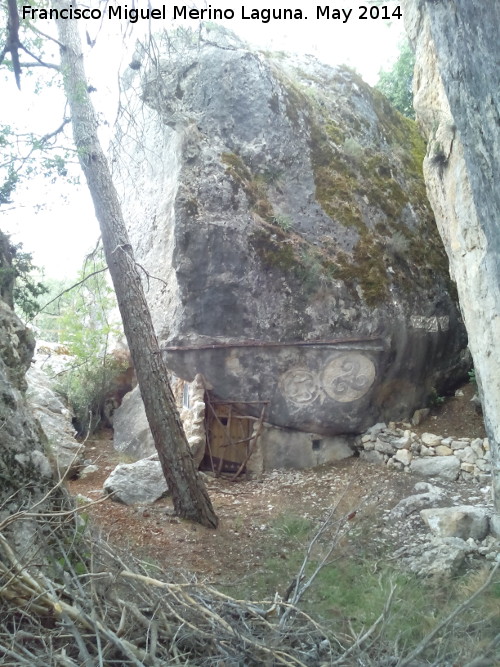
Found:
[68,381,488,591]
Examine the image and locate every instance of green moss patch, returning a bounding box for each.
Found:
[222,152,275,223]
[249,228,297,273]
[225,58,452,308]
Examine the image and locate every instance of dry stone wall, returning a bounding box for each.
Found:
[357,424,490,483]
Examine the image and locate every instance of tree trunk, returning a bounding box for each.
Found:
[53,6,218,528]
[403,0,500,533]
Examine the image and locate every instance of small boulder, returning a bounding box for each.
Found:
[411,408,430,426]
[410,456,460,480]
[374,437,396,456]
[359,450,386,464]
[103,459,169,505]
[470,438,485,456]
[420,506,490,541]
[366,423,387,437]
[394,449,412,466]
[460,446,478,464]
[405,537,473,578]
[79,464,99,479]
[421,432,443,448]
[388,482,445,520]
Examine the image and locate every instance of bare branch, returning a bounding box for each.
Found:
[20,43,59,70]
[28,266,107,322]
[27,22,65,49]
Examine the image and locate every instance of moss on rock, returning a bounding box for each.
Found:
[222,152,275,223]
[218,56,452,309]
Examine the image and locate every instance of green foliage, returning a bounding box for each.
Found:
[272,213,293,232]
[429,387,445,407]
[34,250,126,435]
[0,120,77,207]
[468,368,477,386]
[0,11,75,205]
[0,230,48,318]
[12,249,48,320]
[376,40,416,119]
[0,165,18,205]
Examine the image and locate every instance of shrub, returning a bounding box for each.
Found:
[34,248,126,435]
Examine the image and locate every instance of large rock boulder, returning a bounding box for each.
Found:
[404,537,473,579]
[113,29,467,438]
[388,482,445,520]
[113,374,207,464]
[113,386,154,460]
[403,1,500,528]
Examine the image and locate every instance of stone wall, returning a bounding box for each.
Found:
[357,423,490,483]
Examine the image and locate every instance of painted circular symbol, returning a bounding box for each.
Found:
[280,368,319,404]
[322,353,375,403]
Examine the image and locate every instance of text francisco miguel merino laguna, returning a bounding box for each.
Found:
[22,4,378,24]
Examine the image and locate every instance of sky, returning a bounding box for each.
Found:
[2,1,405,280]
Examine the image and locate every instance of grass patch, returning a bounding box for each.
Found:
[218,511,500,664]
[271,514,315,540]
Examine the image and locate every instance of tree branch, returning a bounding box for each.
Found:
[28,266,108,322]
[2,0,22,88]
[19,44,60,71]
[28,22,65,49]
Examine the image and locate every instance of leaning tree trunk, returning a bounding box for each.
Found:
[403,0,500,533]
[53,5,218,528]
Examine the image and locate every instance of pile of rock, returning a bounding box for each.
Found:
[356,423,490,483]
[386,481,498,577]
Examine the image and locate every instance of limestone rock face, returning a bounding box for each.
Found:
[26,366,84,476]
[403,1,500,517]
[0,297,68,557]
[114,29,467,436]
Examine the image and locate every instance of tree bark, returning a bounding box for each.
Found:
[53,6,218,528]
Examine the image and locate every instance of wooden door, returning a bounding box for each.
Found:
[204,404,252,473]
